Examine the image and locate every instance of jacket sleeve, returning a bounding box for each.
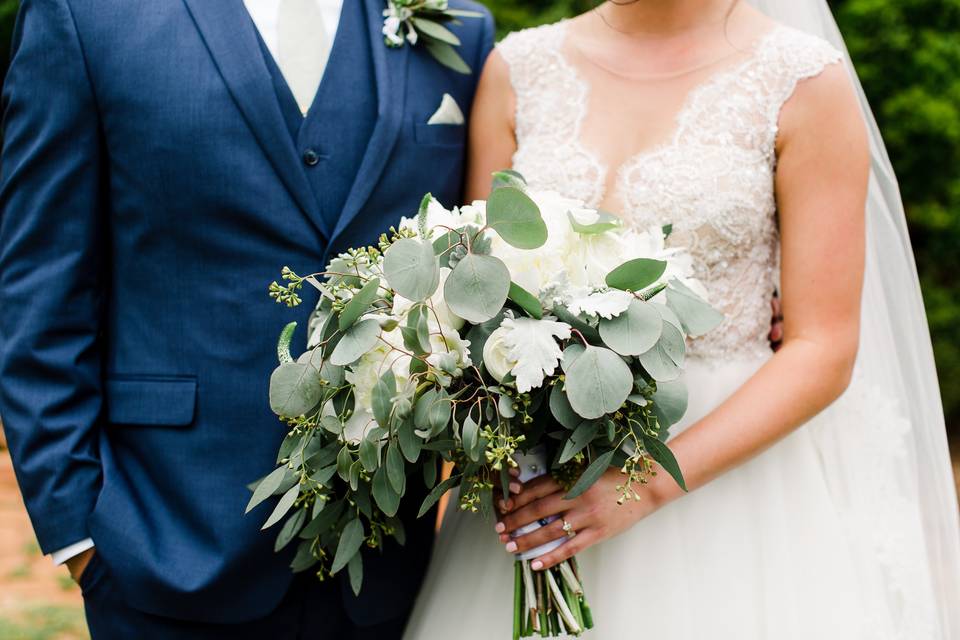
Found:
[0,0,106,554]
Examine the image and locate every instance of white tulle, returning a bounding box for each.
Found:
[404,4,960,638]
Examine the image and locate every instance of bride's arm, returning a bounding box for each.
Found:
[495,64,871,569]
[464,51,517,203]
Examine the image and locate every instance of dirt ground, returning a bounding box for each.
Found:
[0,440,958,640]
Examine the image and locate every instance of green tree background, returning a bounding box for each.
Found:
[0,0,955,437]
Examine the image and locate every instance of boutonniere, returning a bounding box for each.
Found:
[382,0,484,75]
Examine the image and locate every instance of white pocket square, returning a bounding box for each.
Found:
[427,93,465,126]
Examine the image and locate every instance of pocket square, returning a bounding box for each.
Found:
[427,93,465,126]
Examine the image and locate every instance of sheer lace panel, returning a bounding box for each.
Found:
[498,22,842,359]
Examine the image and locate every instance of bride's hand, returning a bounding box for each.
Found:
[494,469,672,570]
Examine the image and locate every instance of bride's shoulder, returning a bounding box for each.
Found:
[496,20,568,63]
[761,23,844,79]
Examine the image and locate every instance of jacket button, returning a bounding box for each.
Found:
[302,149,320,166]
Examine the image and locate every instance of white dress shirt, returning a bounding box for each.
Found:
[51,0,345,567]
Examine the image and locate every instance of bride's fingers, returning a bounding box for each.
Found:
[530,528,597,572]
[504,511,586,554]
[496,491,570,535]
[498,475,562,513]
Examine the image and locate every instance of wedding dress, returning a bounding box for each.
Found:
[404,13,958,640]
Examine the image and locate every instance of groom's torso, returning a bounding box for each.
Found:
[62,0,491,624]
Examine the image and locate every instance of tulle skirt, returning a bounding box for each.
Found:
[403,356,941,639]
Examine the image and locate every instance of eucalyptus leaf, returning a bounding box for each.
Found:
[637,321,686,381]
[424,39,471,74]
[386,443,406,495]
[491,169,527,191]
[605,258,668,292]
[300,499,345,540]
[549,384,581,430]
[290,540,318,573]
[411,17,461,45]
[338,277,381,331]
[398,418,422,464]
[568,210,621,235]
[565,450,616,500]
[383,238,440,301]
[564,346,633,419]
[372,370,396,428]
[559,421,600,464]
[560,343,586,373]
[507,281,543,319]
[414,389,452,437]
[665,279,724,337]
[331,518,365,574]
[444,253,511,323]
[599,299,663,356]
[486,186,547,250]
[261,484,300,530]
[651,378,689,427]
[462,415,481,461]
[372,467,401,517]
[643,435,687,491]
[358,436,380,473]
[347,552,364,596]
[418,474,462,518]
[274,507,307,552]
[423,453,438,488]
[269,362,323,418]
[245,465,288,514]
[329,319,380,366]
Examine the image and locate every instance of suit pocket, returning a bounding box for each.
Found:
[105,376,198,427]
[413,123,465,147]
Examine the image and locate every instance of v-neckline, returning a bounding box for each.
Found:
[553,21,783,211]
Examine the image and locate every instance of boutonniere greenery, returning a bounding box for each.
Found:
[382,0,484,75]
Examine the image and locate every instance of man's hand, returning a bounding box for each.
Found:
[65,547,96,583]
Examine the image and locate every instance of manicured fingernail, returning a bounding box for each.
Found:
[508,468,521,478]
[495,522,505,533]
[531,560,543,570]
[509,482,522,494]
[505,541,517,553]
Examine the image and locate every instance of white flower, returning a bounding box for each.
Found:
[345,327,411,413]
[426,323,472,376]
[398,197,485,243]
[483,316,572,393]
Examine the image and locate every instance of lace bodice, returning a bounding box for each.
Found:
[498,22,842,360]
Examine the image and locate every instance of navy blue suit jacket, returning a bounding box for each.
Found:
[0,0,493,624]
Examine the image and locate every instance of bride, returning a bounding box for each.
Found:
[405,0,960,638]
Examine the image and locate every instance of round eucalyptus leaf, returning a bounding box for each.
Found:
[560,343,586,374]
[599,299,663,356]
[269,362,323,418]
[605,258,667,292]
[564,346,633,419]
[330,319,381,366]
[665,279,725,337]
[486,187,548,250]
[651,377,689,428]
[383,238,440,301]
[637,321,686,381]
[443,253,511,323]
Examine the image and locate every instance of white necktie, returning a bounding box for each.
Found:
[277,0,330,116]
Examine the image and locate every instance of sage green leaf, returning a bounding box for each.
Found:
[414,389,452,437]
[665,279,724,337]
[262,484,299,530]
[491,169,527,191]
[643,435,687,491]
[605,258,668,292]
[372,370,396,428]
[486,186,547,250]
[560,343,586,373]
[423,453,438,488]
[549,384,581,430]
[337,446,352,482]
[418,474,462,518]
[277,321,297,364]
[651,378,688,427]
[372,467,401,517]
[565,450,615,500]
[347,552,364,596]
[568,210,621,235]
[383,238,440,301]
[444,253,511,323]
[462,415,481,461]
[329,319,380,366]
[401,303,431,355]
[412,17,460,45]
[245,465,288,513]
[559,421,600,464]
[599,299,663,356]
[290,540,318,573]
[338,277,381,331]
[398,418,422,464]
[269,362,323,418]
[564,346,633,419]
[309,464,337,487]
[300,499,344,540]
[320,414,342,435]
[508,281,543,319]
[424,39,471,74]
[358,435,379,473]
[637,321,686,381]
[331,518,365,574]
[274,507,307,552]
[386,442,406,495]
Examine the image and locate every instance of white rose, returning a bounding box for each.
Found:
[482,326,517,384]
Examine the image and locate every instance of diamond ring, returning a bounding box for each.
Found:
[562,518,576,538]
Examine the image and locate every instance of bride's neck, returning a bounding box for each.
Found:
[598,0,738,36]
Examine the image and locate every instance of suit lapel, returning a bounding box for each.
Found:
[330,0,410,241]
[181,0,328,237]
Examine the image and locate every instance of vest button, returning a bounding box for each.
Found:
[302,149,320,166]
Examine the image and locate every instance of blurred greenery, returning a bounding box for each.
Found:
[0,606,87,640]
[0,0,955,436]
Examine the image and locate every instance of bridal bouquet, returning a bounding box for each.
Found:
[249,171,721,636]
